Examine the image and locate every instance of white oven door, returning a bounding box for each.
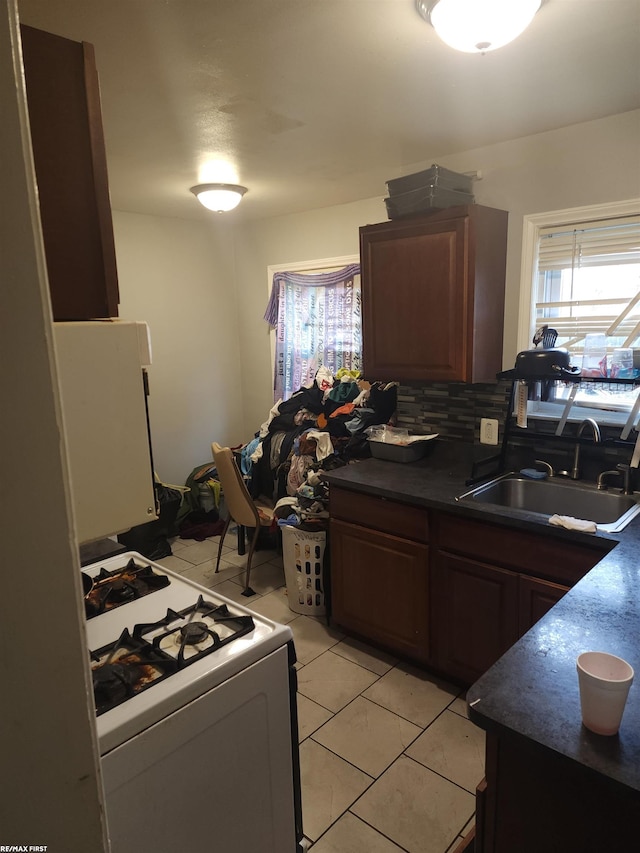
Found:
[101,645,298,853]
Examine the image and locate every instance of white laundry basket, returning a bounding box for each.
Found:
[282,526,326,616]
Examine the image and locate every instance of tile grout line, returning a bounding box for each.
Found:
[300,690,479,849]
[360,685,463,731]
[308,808,412,852]
[345,754,476,853]
[401,752,481,799]
[301,692,478,789]
[308,692,425,770]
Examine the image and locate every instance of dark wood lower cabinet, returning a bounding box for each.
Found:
[430,512,605,683]
[329,487,607,685]
[477,733,638,852]
[329,486,632,850]
[518,575,569,635]
[432,552,519,684]
[436,512,608,588]
[433,555,572,683]
[330,518,430,663]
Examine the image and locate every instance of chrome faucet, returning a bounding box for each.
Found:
[598,463,634,495]
[570,418,601,480]
[534,459,555,478]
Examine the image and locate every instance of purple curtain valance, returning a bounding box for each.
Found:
[263,263,361,327]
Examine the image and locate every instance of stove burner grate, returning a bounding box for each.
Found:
[90,629,177,716]
[90,596,256,713]
[84,557,170,618]
[135,596,255,666]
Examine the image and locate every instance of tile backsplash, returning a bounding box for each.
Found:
[395,380,637,480]
[395,381,511,443]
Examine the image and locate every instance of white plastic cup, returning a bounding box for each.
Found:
[576,651,634,736]
[581,333,608,378]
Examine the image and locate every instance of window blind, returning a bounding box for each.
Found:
[535,214,640,350]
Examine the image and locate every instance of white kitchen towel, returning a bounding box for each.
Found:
[549,514,597,534]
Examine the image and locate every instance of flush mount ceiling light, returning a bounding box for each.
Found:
[190,183,248,212]
[416,0,542,53]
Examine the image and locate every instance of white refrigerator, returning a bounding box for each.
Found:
[53,320,157,544]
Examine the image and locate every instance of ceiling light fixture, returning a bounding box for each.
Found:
[416,0,542,53]
[190,183,248,212]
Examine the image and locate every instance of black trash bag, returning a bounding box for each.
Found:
[117,482,182,560]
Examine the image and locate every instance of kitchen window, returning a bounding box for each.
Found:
[265,256,361,401]
[518,200,640,426]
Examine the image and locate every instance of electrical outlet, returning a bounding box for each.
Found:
[480,418,499,446]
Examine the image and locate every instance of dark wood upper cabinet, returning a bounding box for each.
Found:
[360,204,508,383]
[20,24,119,320]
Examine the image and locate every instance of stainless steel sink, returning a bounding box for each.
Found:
[456,473,640,533]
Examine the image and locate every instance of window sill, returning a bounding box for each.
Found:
[527,400,635,429]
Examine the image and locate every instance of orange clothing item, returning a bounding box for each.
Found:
[330,402,355,418]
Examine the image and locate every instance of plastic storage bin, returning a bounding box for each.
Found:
[386,164,474,197]
[384,185,474,219]
[282,526,326,616]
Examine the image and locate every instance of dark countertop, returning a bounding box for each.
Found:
[324,441,626,549]
[467,539,640,793]
[79,537,128,566]
[323,440,640,793]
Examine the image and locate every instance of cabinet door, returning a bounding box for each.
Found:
[360,205,507,383]
[331,518,430,663]
[482,732,640,853]
[361,214,468,382]
[518,575,569,637]
[433,551,519,684]
[436,512,607,588]
[330,485,428,543]
[21,25,119,320]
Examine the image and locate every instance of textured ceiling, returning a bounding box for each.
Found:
[17,0,640,222]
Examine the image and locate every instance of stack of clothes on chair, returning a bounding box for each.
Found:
[240,367,398,529]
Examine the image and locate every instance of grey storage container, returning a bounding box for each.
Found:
[384,185,474,220]
[368,440,430,463]
[386,164,473,197]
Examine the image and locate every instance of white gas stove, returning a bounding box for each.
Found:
[83,551,303,852]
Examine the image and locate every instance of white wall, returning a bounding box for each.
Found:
[113,210,245,485]
[235,110,640,434]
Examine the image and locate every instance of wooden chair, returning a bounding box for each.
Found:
[211,442,275,596]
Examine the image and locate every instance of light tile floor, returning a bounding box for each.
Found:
[160,530,483,853]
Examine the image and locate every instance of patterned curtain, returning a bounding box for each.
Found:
[264,263,362,401]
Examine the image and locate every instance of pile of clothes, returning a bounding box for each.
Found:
[241,367,398,528]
